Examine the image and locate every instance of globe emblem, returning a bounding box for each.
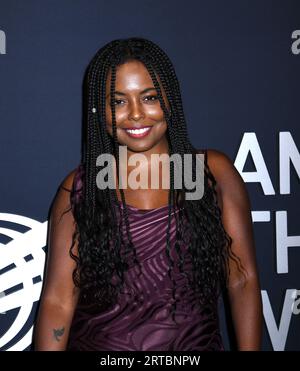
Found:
[0,213,47,351]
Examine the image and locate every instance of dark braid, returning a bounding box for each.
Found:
[70,37,244,319]
[109,59,143,291]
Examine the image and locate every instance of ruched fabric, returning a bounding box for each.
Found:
[67,173,224,350]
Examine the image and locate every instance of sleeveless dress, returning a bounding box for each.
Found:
[67,164,224,351]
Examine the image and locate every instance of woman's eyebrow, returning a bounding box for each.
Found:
[106,87,156,98]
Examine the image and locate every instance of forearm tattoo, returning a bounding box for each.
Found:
[53,327,65,342]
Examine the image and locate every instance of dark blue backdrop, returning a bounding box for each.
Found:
[0,0,299,350]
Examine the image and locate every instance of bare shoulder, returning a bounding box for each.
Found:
[51,167,80,218]
[197,148,232,168]
[59,168,78,192]
[205,149,250,207]
[205,149,235,177]
[205,149,242,183]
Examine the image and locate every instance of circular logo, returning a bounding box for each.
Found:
[0,213,47,351]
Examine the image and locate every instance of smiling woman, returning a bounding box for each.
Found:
[33,37,262,351]
[104,59,170,154]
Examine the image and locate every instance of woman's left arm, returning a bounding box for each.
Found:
[206,149,263,351]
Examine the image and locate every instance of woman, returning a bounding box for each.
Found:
[34,37,262,351]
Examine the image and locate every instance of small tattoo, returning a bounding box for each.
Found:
[53,327,65,342]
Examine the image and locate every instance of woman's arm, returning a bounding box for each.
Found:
[206,149,263,351]
[33,169,80,350]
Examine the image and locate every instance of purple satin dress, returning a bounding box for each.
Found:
[67,167,224,351]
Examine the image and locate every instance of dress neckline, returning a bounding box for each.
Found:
[114,199,171,213]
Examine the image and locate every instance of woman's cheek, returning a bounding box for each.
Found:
[115,110,129,123]
[146,106,164,121]
[106,107,129,125]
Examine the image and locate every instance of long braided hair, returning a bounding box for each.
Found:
[69,37,242,324]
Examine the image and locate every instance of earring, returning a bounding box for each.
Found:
[92,107,97,113]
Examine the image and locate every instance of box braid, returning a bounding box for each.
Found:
[70,37,245,319]
[108,59,143,278]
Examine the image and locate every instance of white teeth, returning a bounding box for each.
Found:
[126,127,151,134]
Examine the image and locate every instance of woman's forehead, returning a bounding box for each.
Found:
[107,60,151,82]
[105,60,161,93]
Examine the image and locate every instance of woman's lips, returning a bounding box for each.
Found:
[123,126,152,138]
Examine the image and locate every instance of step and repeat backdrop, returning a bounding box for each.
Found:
[0,0,299,351]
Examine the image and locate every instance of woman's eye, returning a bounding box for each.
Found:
[113,95,158,106]
[144,95,158,102]
[114,99,124,105]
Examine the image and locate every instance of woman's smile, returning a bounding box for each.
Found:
[123,126,153,138]
[105,60,170,154]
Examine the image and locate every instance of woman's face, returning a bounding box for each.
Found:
[105,59,170,154]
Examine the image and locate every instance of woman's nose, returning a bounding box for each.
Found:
[129,100,145,121]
